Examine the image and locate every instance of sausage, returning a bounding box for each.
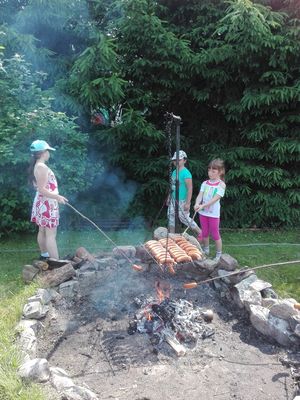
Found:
[132,264,143,271]
[183,282,198,289]
[175,255,192,263]
[189,253,202,260]
[167,264,176,274]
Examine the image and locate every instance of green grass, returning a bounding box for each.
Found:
[0,228,299,400]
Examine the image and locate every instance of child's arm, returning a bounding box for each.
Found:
[197,194,222,211]
[184,178,193,210]
[197,182,226,211]
[194,191,203,211]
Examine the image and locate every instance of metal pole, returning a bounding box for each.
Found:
[174,116,181,233]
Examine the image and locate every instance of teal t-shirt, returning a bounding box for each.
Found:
[171,167,192,201]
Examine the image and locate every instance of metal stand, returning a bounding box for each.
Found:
[165,112,182,233]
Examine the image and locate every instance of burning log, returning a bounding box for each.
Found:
[164,330,186,357]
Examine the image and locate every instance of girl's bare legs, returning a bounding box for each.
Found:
[45,227,59,259]
[37,227,48,253]
[215,238,222,253]
[202,236,210,255]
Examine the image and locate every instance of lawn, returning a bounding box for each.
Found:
[0,228,299,400]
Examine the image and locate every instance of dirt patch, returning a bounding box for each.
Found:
[36,259,297,400]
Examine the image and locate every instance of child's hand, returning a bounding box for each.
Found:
[184,202,190,211]
[194,203,199,211]
[194,203,202,211]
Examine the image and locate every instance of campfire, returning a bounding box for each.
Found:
[127,279,214,357]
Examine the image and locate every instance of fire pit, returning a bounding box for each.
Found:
[19,235,298,400]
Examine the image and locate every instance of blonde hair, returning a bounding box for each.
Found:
[208,158,225,181]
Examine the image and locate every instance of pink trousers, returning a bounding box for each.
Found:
[199,215,221,241]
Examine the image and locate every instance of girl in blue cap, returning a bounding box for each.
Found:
[28,140,68,260]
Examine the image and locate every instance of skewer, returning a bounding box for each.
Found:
[182,259,300,289]
[183,211,197,234]
[66,203,140,267]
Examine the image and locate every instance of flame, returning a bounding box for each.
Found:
[155,280,170,304]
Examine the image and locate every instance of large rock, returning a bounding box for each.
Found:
[62,385,99,400]
[18,358,50,383]
[269,299,299,321]
[249,305,296,347]
[18,326,37,358]
[22,265,39,283]
[23,301,49,319]
[50,366,75,391]
[249,279,272,292]
[217,254,238,271]
[153,227,168,240]
[182,233,202,250]
[59,280,79,299]
[232,288,262,310]
[112,245,136,259]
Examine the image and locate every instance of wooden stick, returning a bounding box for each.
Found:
[164,330,186,356]
[183,259,300,289]
[183,211,197,234]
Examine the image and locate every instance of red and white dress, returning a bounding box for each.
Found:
[31,167,59,228]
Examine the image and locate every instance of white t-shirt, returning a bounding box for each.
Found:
[199,180,225,218]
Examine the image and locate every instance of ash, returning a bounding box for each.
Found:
[129,296,215,354]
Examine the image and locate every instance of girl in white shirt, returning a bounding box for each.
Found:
[194,159,226,261]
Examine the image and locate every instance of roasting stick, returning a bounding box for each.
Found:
[66,203,139,267]
[183,259,300,289]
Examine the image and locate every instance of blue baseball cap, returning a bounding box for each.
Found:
[30,140,56,152]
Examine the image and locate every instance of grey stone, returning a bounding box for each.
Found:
[59,280,79,298]
[217,254,238,271]
[50,366,75,391]
[77,271,97,289]
[268,314,297,347]
[153,227,168,240]
[16,319,40,334]
[22,265,39,283]
[217,269,233,284]
[249,279,272,292]
[288,315,300,331]
[79,262,97,272]
[232,287,261,310]
[94,257,117,269]
[18,358,50,383]
[234,274,258,292]
[18,327,37,358]
[269,299,298,321]
[182,233,202,250]
[294,324,300,338]
[262,298,278,309]
[112,245,136,259]
[198,258,218,273]
[62,385,99,400]
[249,305,296,347]
[261,287,278,299]
[23,301,49,319]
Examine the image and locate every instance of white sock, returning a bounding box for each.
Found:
[203,246,210,255]
[41,252,49,257]
[215,251,222,259]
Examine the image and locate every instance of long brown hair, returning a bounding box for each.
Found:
[208,158,225,182]
[27,151,45,186]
